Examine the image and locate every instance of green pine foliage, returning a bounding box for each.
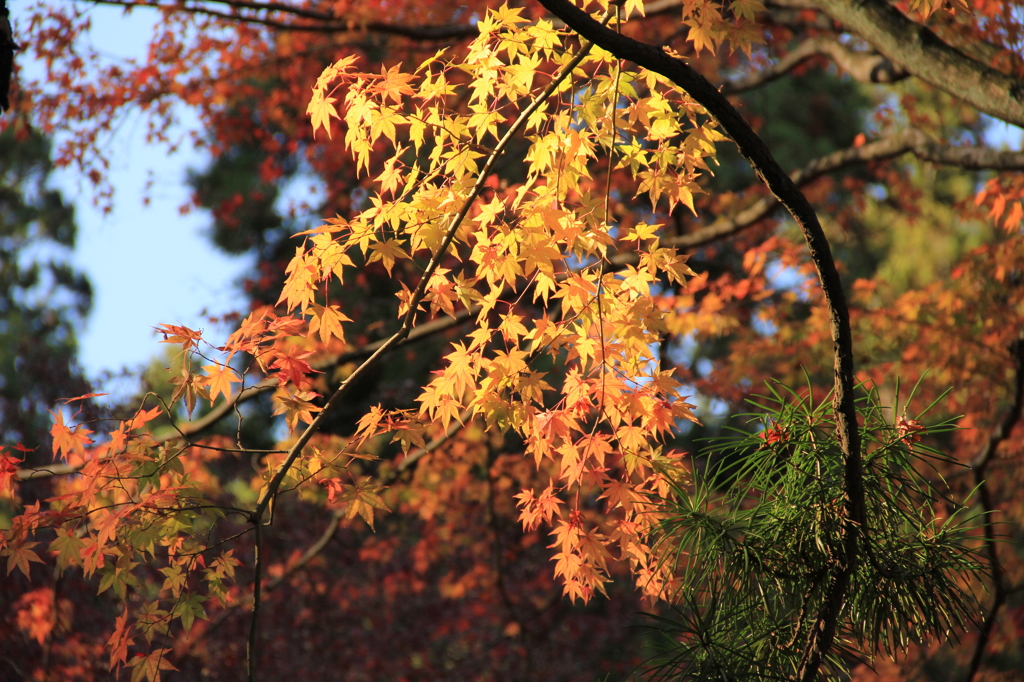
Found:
[642,381,984,680]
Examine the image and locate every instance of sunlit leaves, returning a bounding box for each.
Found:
[296,14,709,602]
[203,363,241,404]
[307,55,359,139]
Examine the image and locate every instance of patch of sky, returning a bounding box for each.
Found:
[765,258,811,302]
[981,114,1024,151]
[16,5,257,404]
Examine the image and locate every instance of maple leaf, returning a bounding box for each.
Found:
[271,388,323,431]
[329,478,390,531]
[169,364,208,418]
[49,409,93,461]
[50,527,85,572]
[173,594,207,633]
[203,363,241,405]
[4,540,44,577]
[309,304,352,347]
[0,451,22,496]
[154,323,203,351]
[370,63,416,104]
[107,611,134,671]
[126,648,177,682]
[553,273,598,314]
[367,238,410,276]
[268,347,319,388]
[307,88,341,139]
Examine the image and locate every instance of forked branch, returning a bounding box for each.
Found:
[811,0,1024,127]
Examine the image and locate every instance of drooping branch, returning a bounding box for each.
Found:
[965,333,1024,682]
[722,36,907,95]
[810,0,1024,127]
[246,10,614,528]
[536,1,862,679]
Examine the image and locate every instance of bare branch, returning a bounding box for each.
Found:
[636,130,1024,255]
[810,0,1024,127]
[90,0,479,39]
[722,36,907,95]
[180,410,468,648]
[246,520,263,682]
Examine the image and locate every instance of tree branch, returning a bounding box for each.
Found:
[536,1,863,679]
[90,0,480,39]
[965,332,1024,682]
[246,519,262,682]
[810,0,1024,127]
[636,129,1024,255]
[722,36,907,95]
[178,410,468,656]
[15,307,473,482]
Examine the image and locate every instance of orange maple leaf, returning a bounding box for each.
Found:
[203,363,242,404]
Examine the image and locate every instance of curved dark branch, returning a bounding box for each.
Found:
[536,1,862,679]
[810,0,1024,127]
[965,333,1024,682]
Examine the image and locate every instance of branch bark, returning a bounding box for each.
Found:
[810,0,1024,127]
[722,36,907,95]
[536,1,863,679]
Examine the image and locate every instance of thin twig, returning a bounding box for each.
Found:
[178,411,469,658]
[246,519,262,682]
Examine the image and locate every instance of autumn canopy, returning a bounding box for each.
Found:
[3,0,1024,680]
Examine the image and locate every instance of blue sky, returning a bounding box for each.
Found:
[19,5,255,401]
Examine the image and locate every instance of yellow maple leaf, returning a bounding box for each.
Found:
[306,90,340,139]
